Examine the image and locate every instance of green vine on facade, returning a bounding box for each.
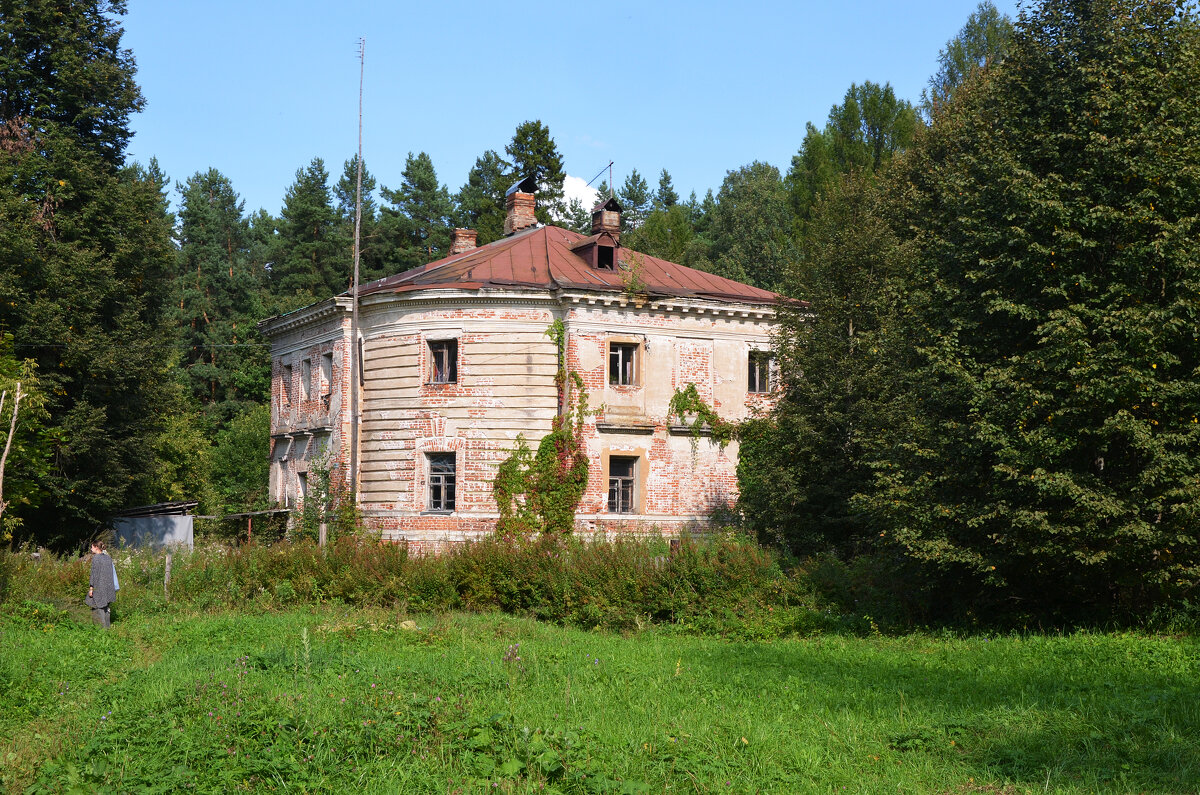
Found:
[296,453,363,542]
[668,383,737,448]
[493,322,592,536]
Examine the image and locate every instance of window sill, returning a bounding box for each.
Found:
[420,510,455,516]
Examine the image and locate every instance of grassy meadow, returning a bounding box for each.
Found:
[2,603,1198,794]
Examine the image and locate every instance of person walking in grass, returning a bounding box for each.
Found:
[85,539,117,628]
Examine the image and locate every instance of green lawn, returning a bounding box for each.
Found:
[2,605,1197,793]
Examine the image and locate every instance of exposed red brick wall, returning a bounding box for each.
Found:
[449,228,477,254]
[503,192,536,235]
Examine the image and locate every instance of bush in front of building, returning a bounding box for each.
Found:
[0,533,833,637]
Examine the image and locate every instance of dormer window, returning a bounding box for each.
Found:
[571,229,620,270]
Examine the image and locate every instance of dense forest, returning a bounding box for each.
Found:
[2,0,1198,622]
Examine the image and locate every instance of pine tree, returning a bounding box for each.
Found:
[563,198,593,235]
[505,120,566,223]
[174,169,270,425]
[453,149,509,246]
[272,158,348,302]
[654,169,679,210]
[380,151,453,270]
[334,155,389,281]
[618,169,652,231]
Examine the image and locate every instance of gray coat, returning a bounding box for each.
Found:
[86,552,116,608]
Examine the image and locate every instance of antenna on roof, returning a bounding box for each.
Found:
[349,36,365,516]
[584,161,615,205]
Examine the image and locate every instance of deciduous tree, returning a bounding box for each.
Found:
[704,162,796,291]
[921,1,1014,117]
[866,0,1200,619]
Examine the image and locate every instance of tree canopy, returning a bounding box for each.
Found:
[866,0,1200,620]
[0,0,144,166]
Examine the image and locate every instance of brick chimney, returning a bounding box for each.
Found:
[449,228,477,254]
[591,196,621,240]
[504,175,538,235]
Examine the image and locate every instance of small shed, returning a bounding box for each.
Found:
[113,501,198,550]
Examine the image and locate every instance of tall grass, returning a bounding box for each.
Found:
[1,534,828,637]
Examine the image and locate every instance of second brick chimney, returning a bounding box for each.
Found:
[449,228,477,254]
[504,175,538,235]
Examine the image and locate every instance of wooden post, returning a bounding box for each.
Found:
[164,552,172,601]
[319,520,327,547]
[247,515,253,544]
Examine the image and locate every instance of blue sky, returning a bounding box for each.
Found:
[122,0,1021,217]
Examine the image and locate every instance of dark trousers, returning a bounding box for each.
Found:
[91,605,111,629]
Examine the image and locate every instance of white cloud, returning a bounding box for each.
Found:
[563,175,599,211]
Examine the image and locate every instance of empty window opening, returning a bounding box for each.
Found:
[300,359,312,401]
[297,471,308,504]
[321,352,333,403]
[748,352,772,394]
[597,244,615,270]
[428,453,456,511]
[608,456,637,514]
[282,364,293,405]
[609,342,637,386]
[429,340,458,384]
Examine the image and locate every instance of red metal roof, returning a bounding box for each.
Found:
[358,225,780,305]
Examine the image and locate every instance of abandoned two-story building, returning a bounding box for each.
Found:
[259,177,780,548]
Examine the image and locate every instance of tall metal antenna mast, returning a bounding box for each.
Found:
[349,37,365,503]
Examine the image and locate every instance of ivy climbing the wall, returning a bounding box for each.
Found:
[668,383,737,448]
[492,321,591,535]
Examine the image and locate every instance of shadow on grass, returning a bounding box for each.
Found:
[699,635,1200,792]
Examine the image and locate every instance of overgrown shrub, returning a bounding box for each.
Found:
[0,533,831,636]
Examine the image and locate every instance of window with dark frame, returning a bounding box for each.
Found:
[608,342,637,386]
[607,456,636,513]
[429,339,458,384]
[428,453,456,512]
[748,351,772,394]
